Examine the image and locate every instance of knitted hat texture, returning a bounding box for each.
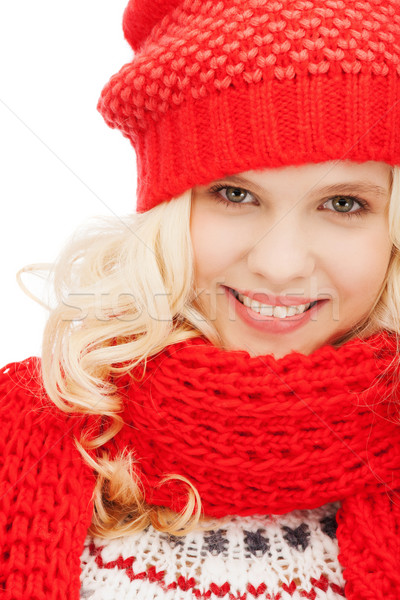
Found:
[97,0,400,212]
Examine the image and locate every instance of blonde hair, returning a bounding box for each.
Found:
[17,166,400,539]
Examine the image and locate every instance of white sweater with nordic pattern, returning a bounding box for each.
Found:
[80,501,345,599]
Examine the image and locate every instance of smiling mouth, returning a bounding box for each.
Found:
[228,287,319,318]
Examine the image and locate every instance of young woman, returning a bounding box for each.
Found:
[2,1,400,599]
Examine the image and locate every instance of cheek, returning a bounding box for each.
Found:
[331,230,392,301]
[190,209,246,281]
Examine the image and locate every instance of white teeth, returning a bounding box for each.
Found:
[259,305,274,317]
[273,306,289,318]
[236,292,311,318]
[241,295,253,308]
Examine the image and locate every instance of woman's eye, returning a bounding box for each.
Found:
[322,195,370,218]
[208,184,256,207]
[224,187,253,204]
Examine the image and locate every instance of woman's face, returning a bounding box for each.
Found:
[190,160,393,358]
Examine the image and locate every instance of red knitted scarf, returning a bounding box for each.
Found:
[112,330,400,599]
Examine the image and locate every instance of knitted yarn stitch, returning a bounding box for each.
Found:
[98,0,400,212]
[0,358,96,600]
[81,506,346,598]
[110,330,400,599]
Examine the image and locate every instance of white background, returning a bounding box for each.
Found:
[0,1,138,365]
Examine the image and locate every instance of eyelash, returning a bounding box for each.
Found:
[207,184,371,219]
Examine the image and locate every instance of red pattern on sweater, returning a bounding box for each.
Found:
[84,539,346,599]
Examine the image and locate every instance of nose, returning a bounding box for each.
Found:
[246,212,315,284]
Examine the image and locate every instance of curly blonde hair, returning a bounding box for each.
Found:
[17,166,400,538]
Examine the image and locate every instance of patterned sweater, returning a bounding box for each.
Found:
[80,502,345,599]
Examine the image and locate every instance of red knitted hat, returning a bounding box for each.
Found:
[97,0,400,212]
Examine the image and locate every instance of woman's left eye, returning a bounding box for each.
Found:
[321,195,370,218]
[208,184,257,207]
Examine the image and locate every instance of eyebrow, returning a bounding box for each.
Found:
[214,174,390,200]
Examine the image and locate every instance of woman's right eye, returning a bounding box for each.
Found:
[208,184,257,208]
